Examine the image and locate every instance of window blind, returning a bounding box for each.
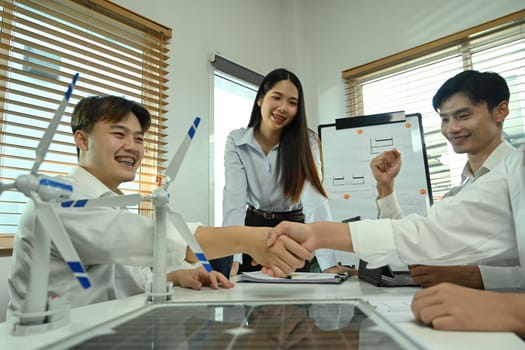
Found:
[211,54,264,87]
[0,0,171,237]
[342,10,525,200]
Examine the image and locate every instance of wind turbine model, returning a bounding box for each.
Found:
[61,116,212,302]
[3,73,92,335]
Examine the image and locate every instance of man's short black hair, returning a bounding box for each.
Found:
[432,70,510,112]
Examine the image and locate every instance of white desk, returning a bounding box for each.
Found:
[1,278,523,349]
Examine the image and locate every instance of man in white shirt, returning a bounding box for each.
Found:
[370,70,519,290]
[411,145,525,334]
[8,96,311,313]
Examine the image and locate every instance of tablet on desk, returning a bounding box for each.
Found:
[358,259,419,287]
[48,300,424,349]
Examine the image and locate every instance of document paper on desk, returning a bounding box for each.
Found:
[238,271,349,284]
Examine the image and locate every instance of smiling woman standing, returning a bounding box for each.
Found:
[212,68,349,277]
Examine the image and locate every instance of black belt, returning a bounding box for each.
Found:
[247,206,304,221]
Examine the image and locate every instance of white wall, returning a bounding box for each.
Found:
[115,0,291,225]
[115,0,524,225]
[294,0,525,126]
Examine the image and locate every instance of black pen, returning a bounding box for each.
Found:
[342,216,361,223]
[338,261,355,269]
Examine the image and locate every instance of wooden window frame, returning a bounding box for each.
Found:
[0,0,172,255]
[342,9,525,199]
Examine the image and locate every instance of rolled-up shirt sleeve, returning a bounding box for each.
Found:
[351,164,517,269]
[349,219,402,268]
[376,192,404,219]
[479,265,525,291]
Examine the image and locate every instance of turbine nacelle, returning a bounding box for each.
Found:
[152,188,170,207]
[15,174,73,202]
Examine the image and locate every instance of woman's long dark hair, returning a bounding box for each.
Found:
[247,68,327,202]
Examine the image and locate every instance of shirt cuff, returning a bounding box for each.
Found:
[315,249,338,271]
[479,265,525,291]
[234,253,242,263]
[349,219,404,268]
[376,192,404,219]
[168,260,198,272]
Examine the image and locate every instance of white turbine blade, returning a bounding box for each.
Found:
[61,193,143,208]
[32,73,79,174]
[168,210,212,272]
[35,201,91,289]
[164,116,201,187]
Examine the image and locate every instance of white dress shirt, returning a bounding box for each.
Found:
[375,141,521,289]
[476,146,525,290]
[505,145,525,289]
[351,145,520,275]
[8,166,196,312]
[222,127,337,270]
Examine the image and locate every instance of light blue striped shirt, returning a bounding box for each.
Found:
[222,127,337,270]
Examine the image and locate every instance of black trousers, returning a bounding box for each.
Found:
[210,207,309,275]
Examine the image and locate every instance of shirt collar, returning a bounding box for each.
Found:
[236,127,279,152]
[462,141,515,180]
[235,127,256,147]
[70,166,117,198]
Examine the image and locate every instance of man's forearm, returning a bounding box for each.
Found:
[193,226,268,260]
[311,221,354,252]
[376,182,394,198]
[501,294,525,336]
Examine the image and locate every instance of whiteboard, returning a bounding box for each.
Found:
[318,112,432,223]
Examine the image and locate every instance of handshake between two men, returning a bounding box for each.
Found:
[260,220,349,277]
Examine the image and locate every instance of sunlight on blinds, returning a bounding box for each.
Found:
[343,10,525,201]
[0,0,171,235]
